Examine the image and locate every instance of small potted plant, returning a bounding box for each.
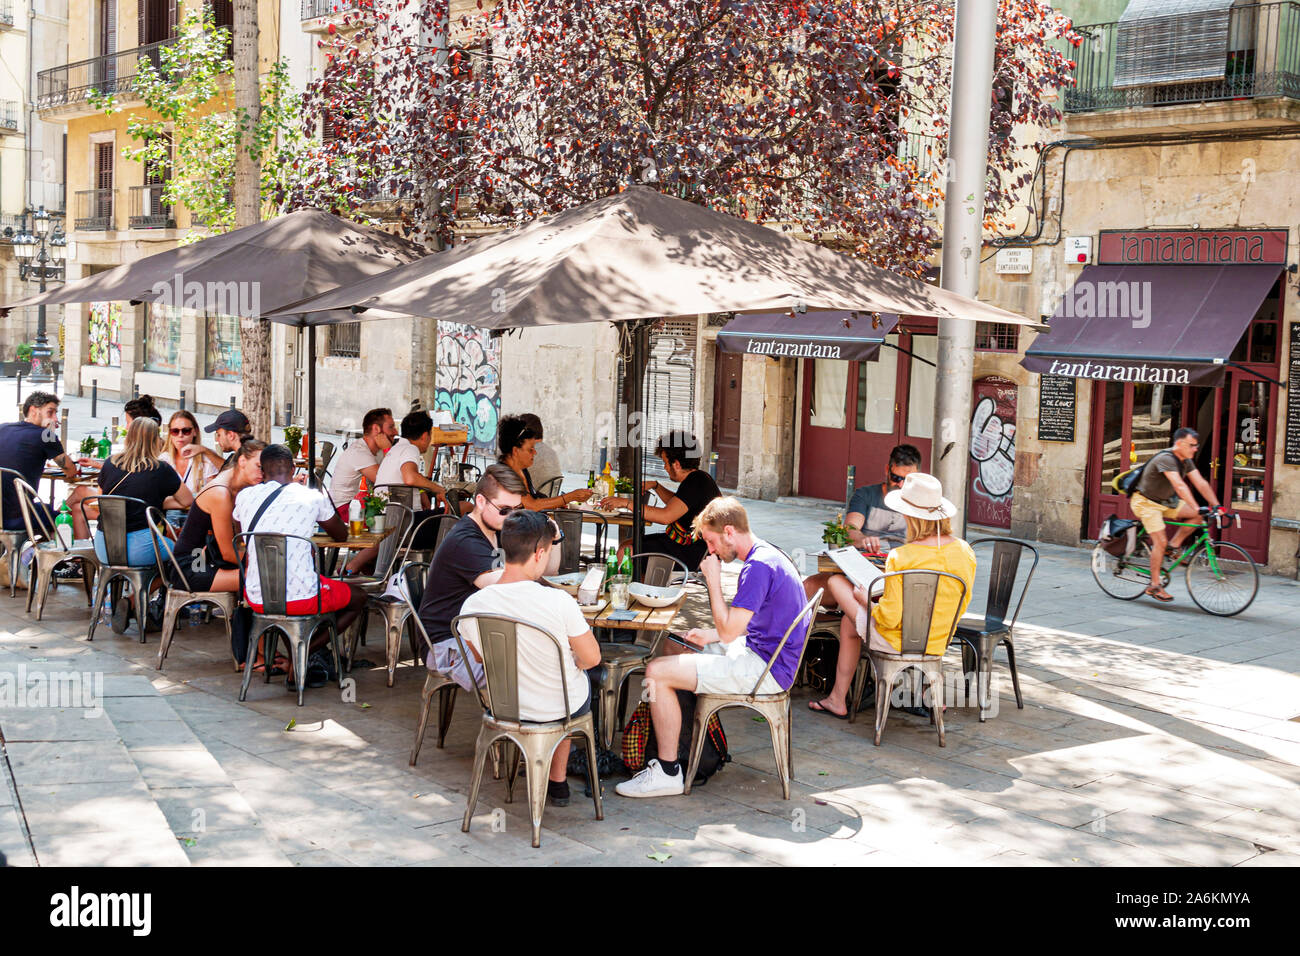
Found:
[15,342,34,372]
[822,513,851,548]
[78,435,98,457]
[283,425,303,455]
[363,491,388,532]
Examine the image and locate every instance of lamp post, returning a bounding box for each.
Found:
[12,206,70,384]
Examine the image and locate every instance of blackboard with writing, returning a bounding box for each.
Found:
[1038,374,1076,443]
[1286,323,1300,466]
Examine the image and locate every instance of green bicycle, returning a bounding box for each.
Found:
[1091,511,1259,616]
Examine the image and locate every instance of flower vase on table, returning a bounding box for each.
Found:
[822,513,851,549]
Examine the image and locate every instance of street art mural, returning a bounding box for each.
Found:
[435,322,500,450]
[88,302,122,367]
[969,376,1018,529]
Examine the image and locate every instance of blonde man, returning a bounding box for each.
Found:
[615,496,805,798]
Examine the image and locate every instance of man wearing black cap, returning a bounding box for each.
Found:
[204,408,253,472]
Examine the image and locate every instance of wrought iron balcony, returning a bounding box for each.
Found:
[301,0,370,30]
[0,0,14,29]
[301,0,364,16]
[129,184,175,229]
[0,100,18,133]
[37,39,176,111]
[75,188,115,231]
[1067,2,1300,113]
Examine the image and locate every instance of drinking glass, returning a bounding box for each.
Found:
[609,573,631,611]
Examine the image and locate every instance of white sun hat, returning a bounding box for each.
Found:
[884,472,958,521]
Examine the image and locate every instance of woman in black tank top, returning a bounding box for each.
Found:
[169,442,264,592]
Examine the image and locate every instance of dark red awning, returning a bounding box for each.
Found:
[715,310,900,362]
[1022,264,1283,387]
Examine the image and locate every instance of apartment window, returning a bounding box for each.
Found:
[138,0,178,46]
[88,302,123,367]
[1114,0,1236,88]
[975,322,1019,352]
[144,304,182,373]
[329,321,361,357]
[205,313,243,379]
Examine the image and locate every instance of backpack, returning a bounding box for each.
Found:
[622,690,730,785]
[1111,447,1172,497]
[1098,516,1138,558]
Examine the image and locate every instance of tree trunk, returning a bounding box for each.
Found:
[233,0,270,438]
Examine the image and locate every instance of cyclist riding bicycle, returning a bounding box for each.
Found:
[1130,427,1223,603]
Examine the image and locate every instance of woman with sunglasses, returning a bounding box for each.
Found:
[159,410,220,525]
[496,414,595,510]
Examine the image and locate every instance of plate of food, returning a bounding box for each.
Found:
[544,571,587,596]
[629,582,684,609]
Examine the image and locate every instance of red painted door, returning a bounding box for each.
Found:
[711,349,743,488]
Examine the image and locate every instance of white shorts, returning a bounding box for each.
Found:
[692,637,783,696]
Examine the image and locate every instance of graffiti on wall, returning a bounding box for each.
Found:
[969,376,1018,530]
[435,321,500,449]
[88,302,122,367]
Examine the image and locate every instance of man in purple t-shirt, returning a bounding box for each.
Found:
[616,497,808,799]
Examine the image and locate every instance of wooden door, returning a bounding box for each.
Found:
[711,349,743,488]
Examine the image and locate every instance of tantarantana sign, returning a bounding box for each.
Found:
[1098,229,1288,266]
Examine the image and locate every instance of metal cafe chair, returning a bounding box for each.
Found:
[148,509,238,671]
[592,550,689,750]
[407,575,471,764]
[684,589,823,799]
[454,612,603,848]
[541,508,586,575]
[12,477,97,620]
[953,537,1038,721]
[236,532,344,707]
[536,476,563,499]
[851,570,968,747]
[356,560,430,689]
[0,467,29,597]
[82,495,159,642]
[374,483,422,510]
[397,513,457,567]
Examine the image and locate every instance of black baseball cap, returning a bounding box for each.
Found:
[204,409,250,434]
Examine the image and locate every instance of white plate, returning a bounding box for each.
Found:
[544,571,586,596]
[629,582,684,608]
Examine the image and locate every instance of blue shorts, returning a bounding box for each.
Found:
[94,528,172,567]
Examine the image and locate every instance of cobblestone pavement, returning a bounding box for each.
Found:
[2,382,1298,865]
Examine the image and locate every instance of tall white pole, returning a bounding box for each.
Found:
[933,0,998,531]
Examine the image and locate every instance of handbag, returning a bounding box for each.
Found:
[621,691,729,785]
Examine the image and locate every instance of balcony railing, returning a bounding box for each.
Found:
[37,39,176,111]
[129,184,175,229]
[0,100,18,132]
[75,188,115,231]
[0,0,14,28]
[1,213,24,237]
[1067,2,1300,113]
[301,0,365,20]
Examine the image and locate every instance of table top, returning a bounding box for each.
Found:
[580,592,686,631]
[312,527,394,550]
[42,468,97,485]
[576,508,651,528]
[430,430,470,447]
[817,550,887,575]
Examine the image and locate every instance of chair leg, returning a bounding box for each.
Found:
[461,728,492,834]
[847,657,870,723]
[329,622,344,690]
[24,554,36,613]
[764,702,793,799]
[384,614,402,688]
[156,593,182,669]
[505,743,521,804]
[33,559,55,621]
[598,679,619,751]
[682,702,712,796]
[292,631,309,707]
[436,685,457,749]
[582,728,604,820]
[960,640,977,700]
[1003,636,1024,710]
[238,626,270,702]
[81,560,95,605]
[133,578,151,643]
[524,743,550,849]
[86,571,112,642]
[872,672,892,747]
[409,686,435,766]
[929,668,946,747]
[977,636,995,722]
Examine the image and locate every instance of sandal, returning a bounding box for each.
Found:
[1144,586,1174,603]
[808,699,849,720]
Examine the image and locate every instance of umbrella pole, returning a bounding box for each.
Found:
[630,320,650,557]
[308,325,317,487]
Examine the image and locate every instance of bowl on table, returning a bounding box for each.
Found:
[543,571,587,596]
[629,582,684,609]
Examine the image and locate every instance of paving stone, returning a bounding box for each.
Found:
[0,805,35,866]
[5,740,141,786]
[178,827,292,866]
[1088,810,1263,867]
[29,825,190,866]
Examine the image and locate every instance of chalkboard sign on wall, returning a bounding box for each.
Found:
[1285,324,1300,466]
[1038,374,1076,443]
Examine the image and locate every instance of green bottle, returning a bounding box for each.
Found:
[55,501,74,548]
[619,549,633,579]
[605,546,617,591]
[587,470,595,490]
[96,428,111,458]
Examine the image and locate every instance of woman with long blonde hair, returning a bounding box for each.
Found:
[160,409,219,507]
[91,418,196,567]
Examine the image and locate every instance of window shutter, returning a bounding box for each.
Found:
[97,141,114,190]
[139,0,147,46]
[101,0,116,55]
[168,0,178,38]
[1114,0,1237,88]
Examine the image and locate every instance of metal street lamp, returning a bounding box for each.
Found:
[14,205,68,384]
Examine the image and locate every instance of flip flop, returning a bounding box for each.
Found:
[1145,586,1174,603]
[808,699,849,720]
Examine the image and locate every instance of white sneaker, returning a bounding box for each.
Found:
[615,759,684,798]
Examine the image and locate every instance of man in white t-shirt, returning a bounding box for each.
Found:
[234,445,367,689]
[376,409,451,550]
[328,407,395,518]
[456,510,601,807]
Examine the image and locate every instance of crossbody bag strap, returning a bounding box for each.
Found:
[245,484,288,536]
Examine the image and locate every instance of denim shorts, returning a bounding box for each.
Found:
[94,528,172,567]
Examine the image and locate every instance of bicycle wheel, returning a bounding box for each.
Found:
[1091,540,1152,600]
[1185,541,1258,616]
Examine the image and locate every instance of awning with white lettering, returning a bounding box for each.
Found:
[715,311,900,361]
[1021,264,1283,387]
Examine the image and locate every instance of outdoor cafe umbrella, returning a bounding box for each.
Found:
[1,209,425,476]
[265,186,1037,552]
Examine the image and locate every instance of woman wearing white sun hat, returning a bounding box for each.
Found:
[808,472,977,719]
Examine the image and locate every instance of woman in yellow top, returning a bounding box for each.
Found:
[808,472,976,719]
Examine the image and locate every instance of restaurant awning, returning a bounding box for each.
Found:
[715,311,901,361]
[1021,263,1283,387]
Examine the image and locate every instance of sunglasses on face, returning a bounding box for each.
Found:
[171,427,194,436]
[484,498,520,517]
[888,471,906,484]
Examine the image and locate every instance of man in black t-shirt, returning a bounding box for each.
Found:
[0,392,76,531]
[598,431,721,570]
[418,463,526,689]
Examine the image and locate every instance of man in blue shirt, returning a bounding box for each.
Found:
[0,392,76,532]
[616,497,807,798]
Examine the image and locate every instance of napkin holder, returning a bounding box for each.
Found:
[578,566,605,605]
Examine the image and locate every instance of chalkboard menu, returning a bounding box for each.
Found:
[1285,323,1300,465]
[1038,374,1076,443]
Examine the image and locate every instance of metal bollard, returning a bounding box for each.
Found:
[229,396,236,409]
[285,402,293,427]
[179,388,186,411]
[133,383,140,399]
[111,416,119,439]
[91,379,98,418]
[60,408,68,447]
[845,464,857,509]
[15,370,21,418]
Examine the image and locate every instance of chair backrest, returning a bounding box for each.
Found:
[236,532,323,617]
[884,569,969,656]
[12,477,56,544]
[81,495,148,567]
[451,612,574,725]
[319,441,336,472]
[536,476,563,499]
[373,501,414,579]
[543,509,584,574]
[0,466,22,527]
[375,483,420,510]
[147,508,191,589]
[747,588,823,697]
[968,537,1039,632]
[403,561,429,611]
[628,551,688,588]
